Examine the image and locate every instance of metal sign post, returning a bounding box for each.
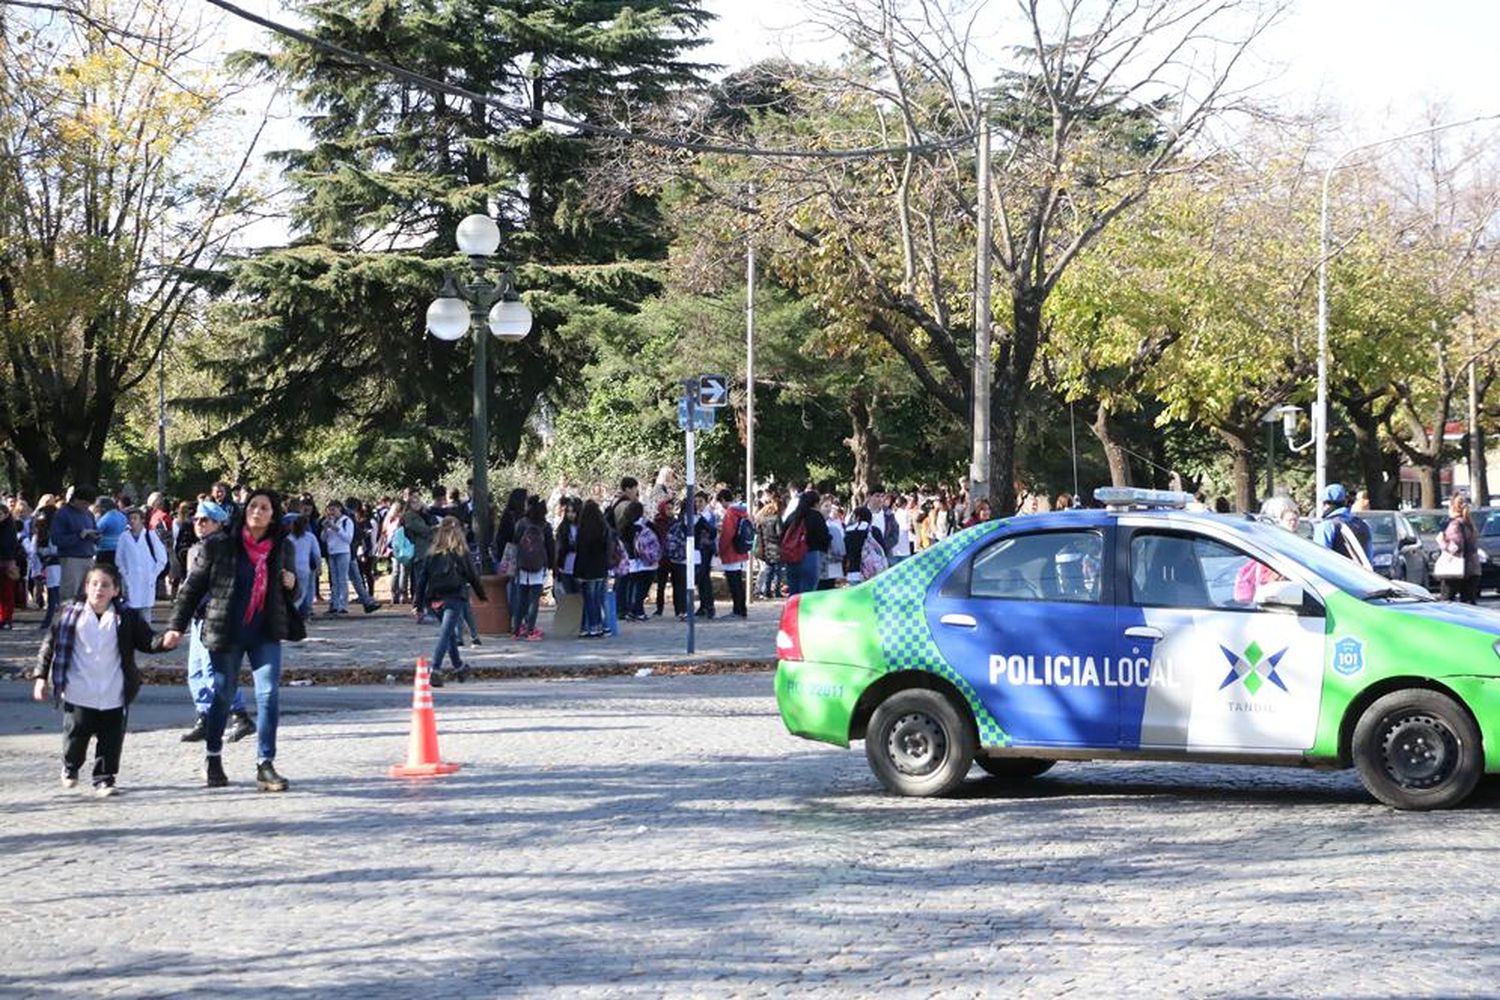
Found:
[682,379,698,654]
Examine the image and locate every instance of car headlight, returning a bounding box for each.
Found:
[1373,554,1392,567]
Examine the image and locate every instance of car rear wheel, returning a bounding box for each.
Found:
[975,757,1055,780]
[1352,689,1483,810]
[865,688,975,797]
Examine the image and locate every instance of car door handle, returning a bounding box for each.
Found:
[939,613,978,629]
[1124,626,1165,640]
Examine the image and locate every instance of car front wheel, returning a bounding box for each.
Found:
[1352,689,1483,810]
[865,688,976,797]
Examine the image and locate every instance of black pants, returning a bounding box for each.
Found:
[1441,576,1479,604]
[695,561,715,617]
[671,563,688,616]
[724,569,746,616]
[62,702,126,787]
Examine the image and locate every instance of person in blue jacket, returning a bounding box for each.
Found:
[1315,483,1372,562]
[93,497,128,566]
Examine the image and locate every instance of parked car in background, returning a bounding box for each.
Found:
[1405,510,1448,576]
[1361,511,1427,588]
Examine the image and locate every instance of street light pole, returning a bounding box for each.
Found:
[744,183,756,603]
[1316,113,1500,503]
[970,106,992,504]
[426,213,533,574]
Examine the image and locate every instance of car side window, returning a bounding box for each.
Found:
[969,530,1103,603]
[1130,532,1276,611]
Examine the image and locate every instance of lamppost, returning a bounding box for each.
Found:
[425,213,532,572]
[1315,113,1500,503]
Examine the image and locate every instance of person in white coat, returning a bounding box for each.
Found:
[114,508,167,623]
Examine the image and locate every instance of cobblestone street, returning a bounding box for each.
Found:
[4,673,1500,997]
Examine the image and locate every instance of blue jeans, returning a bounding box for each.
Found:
[186,620,245,715]
[580,577,606,633]
[205,639,282,762]
[790,552,823,595]
[295,567,314,617]
[328,552,350,612]
[757,561,784,597]
[629,569,654,617]
[431,594,468,671]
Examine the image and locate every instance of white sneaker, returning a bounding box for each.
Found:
[94,784,118,798]
[60,774,78,789]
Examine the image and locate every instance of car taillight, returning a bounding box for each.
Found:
[776,594,803,661]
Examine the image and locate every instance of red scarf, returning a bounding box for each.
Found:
[241,527,274,624]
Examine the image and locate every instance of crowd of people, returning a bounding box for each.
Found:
[9,467,1487,800]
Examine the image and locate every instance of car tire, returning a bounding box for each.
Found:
[865,688,976,797]
[1352,689,1483,810]
[975,757,1055,780]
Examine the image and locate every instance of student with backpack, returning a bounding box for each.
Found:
[423,517,487,685]
[782,489,831,596]
[573,500,611,638]
[619,501,659,622]
[511,495,554,641]
[716,489,752,617]
[843,507,888,584]
[666,501,692,619]
[115,507,168,622]
[690,492,717,619]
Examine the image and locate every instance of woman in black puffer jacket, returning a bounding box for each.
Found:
[165,488,300,792]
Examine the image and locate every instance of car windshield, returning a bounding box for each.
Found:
[1481,512,1500,537]
[1224,518,1405,599]
[1364,514,1397,545]
[1406,513,1445,535]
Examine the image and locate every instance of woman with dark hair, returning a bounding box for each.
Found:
[510,494,554,640]
[496,487,529,616]
[620,499,659,621]
[25,502,61,630]
[783,490,830,596]
[163,488,300,792]
[572,500,610,637]
[553,496,581,596]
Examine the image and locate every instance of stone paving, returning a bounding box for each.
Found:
[4,675,1500,997]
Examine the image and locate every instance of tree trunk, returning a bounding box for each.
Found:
[1090,401,1132,488]
[1345,401,1398,509]
[1214,426,1256,512]
[1416,462,1440,510]
[845,395,880,499]
[1472,426,1488,504]
[988,290,1045,516]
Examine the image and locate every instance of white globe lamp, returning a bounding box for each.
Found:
[456,214,501,257]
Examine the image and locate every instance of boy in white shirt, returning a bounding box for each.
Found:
[31,562,174,796]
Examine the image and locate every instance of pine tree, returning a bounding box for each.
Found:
[196,0,711,483]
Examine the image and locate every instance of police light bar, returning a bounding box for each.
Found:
[1093,487,1192,510]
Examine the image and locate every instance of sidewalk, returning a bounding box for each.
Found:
[0,595,783,684]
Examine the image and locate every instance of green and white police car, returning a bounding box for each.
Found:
[775,488,1500,810]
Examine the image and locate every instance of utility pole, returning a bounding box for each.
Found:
[1470,329,1487,502]
[969,106,992,503]
[156,347,167,494]
[745,183,756,602]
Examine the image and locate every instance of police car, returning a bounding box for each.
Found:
[774,488,1500,810]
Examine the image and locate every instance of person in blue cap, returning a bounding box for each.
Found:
[176,500,255,745]
[1315,483,1372,562]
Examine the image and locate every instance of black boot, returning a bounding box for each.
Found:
[225,710,257,744]
[204,756,228,788]
[180,715,207,743]
[430,669,445,688]
[256,760,289,792]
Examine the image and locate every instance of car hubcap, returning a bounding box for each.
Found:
[1380,713,1458,789]
[887,712,948,776]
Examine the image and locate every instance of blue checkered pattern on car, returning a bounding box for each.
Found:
[871,522,1011,747]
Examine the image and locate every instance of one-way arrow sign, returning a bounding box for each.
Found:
[698,373,728,407]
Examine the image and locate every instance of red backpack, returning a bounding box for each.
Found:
[780,519,808,564]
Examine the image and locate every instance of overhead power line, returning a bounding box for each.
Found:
[198,0,975,160]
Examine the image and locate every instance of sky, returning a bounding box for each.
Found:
[199,0,1500,245]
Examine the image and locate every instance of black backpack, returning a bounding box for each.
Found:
[1331,515,1372,561]
[425,552,465,597]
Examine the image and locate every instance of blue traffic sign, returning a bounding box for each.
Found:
[677,400,716,431]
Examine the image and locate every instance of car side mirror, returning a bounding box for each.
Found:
[1401,535,1417,547]
[1255,579,1311,613]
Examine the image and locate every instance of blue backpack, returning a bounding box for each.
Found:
[733,514,754,554]
[390,526,415,564]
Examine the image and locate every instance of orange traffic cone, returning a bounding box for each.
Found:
[389,658,461,778]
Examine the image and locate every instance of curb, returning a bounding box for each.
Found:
[99,659,778,687]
